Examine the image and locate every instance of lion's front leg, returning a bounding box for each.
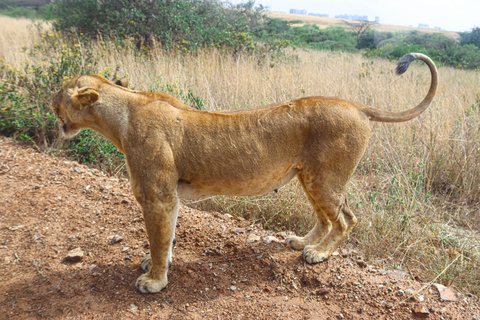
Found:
[128,164,179,294]
[141,202,179,273]
[135,196,178,293]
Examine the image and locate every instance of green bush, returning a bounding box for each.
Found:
[50,0,266,52]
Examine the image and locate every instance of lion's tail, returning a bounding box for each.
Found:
[362,53,438,123]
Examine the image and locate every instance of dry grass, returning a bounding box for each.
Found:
[2,16,480,294]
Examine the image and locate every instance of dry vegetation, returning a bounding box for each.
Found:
[2,16,480,295]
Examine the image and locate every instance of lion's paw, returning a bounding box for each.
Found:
[135,273,168,293]
[286,235,308,250]
[302,245,330,264]
[141,251,172,272]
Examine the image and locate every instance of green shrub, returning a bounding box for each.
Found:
[50,0,266,53]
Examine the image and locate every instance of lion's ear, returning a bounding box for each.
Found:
[115,78,129,88]
[72,87,99,109]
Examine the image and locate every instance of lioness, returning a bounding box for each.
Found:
[52,53,438,293]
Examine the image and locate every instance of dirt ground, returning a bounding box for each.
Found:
[1,136,479,319]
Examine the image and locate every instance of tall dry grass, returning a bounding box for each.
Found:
[2,16,480,294]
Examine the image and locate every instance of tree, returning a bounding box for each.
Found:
[460,26,480,49]
[343,20,374,47]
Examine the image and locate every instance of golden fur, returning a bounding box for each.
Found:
[52,53,438,293]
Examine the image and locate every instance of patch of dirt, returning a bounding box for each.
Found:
[1,136,479,319]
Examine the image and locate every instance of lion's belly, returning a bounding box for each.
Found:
[177,167,299,200]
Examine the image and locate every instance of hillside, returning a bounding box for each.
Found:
[268,11,461,39]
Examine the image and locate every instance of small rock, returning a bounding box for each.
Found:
[68,235,76,242]
[412,304,430,315]
[10,224,26,231]
[386,269,407,281]
[129,304,138,314]
[263,236,280,244]
[121,199,130,204]
[337,313,344,319]
[33,234,44,240]
[109,235,123,244]
[405,289,414,295]
[418,295,425,302]
[64,248,84,263]
[433,283,457,302]
[396,290,404,296]
[246,234,261,243]
[88,264,99,274]
[230,286,237,291]
[316,288,330,296]
[224,214,233,219]
[231,228,247,234]
[70,167,82,173]
[356,260,367,268]
[122,247,130,252]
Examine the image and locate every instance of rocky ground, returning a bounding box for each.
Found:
[1,136,479,319]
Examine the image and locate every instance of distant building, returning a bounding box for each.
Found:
[375,16,380,24]
[418,23,429,29]
[433,26,442,30]
[290,9,307,15]
[335,14,368,21]
[308,13,329,18]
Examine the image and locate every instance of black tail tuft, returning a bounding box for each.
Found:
[395,53,416,75]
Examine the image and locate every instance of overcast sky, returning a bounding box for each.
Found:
[242,0,478,32]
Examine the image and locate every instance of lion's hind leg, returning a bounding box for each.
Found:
[286,175,332,250]
[302,197,357,263]
[289,170,358,264]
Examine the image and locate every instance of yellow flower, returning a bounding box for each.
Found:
[48,34,54,37]
[63,76,69,80]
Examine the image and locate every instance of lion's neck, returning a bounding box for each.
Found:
[88,100,130,154]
